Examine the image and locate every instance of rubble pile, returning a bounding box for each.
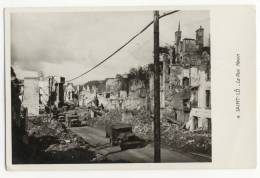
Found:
[124,108,153,140]
[25,115,96,163]
[87,109,122,128]
[86,107,211,155]
[87,107,153,140]
[27,116,65,138]
[161,111,181,126]
[160,113,211,155]
[161,128,211,155]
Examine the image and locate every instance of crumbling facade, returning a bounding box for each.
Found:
[39,78,49,109]
[64,83,77,104]
[23,77,40,116]
[158,22,211,131]
[76,23,210,132]
[77,73,149,110]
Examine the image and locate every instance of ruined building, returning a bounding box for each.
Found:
[78,80,106,107]
[150,22,211,132]
[56,77,65,107]
[64,82,78,104]
[76,22,211,132]
[23,77,40,116]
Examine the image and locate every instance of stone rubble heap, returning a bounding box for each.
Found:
[87,107,211,155]
[25,115,96,163]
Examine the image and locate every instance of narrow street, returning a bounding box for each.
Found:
[10,10,212,164]
[71,126,197,163]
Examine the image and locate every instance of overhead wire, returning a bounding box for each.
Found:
[65,10,180,83]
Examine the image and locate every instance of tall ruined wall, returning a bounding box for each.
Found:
[105,78,124,94]
[98,78,148,111]
[128,79,146,98]
[23,78,39,116]
[182,39,197,53]
[78,90,94,106]
[197,70,211,108]
[163,65,200,124]
[39,80,49,106]
[64,83,75,102]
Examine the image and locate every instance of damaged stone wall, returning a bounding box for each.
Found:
[64,83,76,103]
[128,79,146,98]
[23,77,39,116]
[162,64,191,124]
[105,78,123,95]
[164,87,191,124]
[147,48,211,127]
[79,77,148,111]
[182,38,197,53]
[78,90,95,107]
[39,79,49,107]
[122,98,147,110]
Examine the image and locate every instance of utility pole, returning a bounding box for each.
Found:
[153,10,161,163]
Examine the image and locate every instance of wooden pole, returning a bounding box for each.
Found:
[153,10,161,163]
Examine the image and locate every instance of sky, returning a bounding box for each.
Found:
[11,10,210,85]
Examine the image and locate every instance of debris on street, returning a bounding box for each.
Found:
[20,115,97,164]
[86,107,211,155]
[10,12,212,164]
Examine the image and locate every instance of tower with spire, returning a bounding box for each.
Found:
[175,21,182,53]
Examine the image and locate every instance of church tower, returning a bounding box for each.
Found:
[196,25,204,49]
[175,21,182,47]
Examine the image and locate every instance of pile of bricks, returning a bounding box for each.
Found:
[162,128,212,155]
[24,115,96,163]
[87,108,211,155]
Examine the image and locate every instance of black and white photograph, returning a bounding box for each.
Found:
[9,9,211,164]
